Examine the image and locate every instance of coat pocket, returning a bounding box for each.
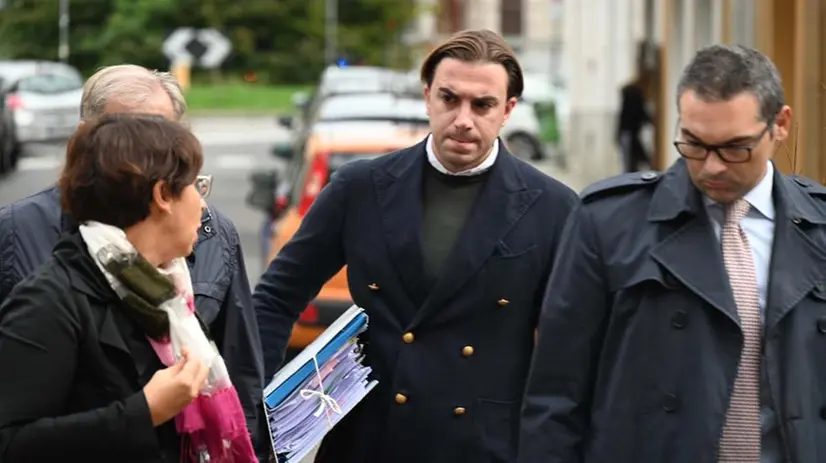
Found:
[481,245,542,311]
[472,398,520,463]
[491,240,538,259]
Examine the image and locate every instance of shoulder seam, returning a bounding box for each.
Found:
[580,171,661,203]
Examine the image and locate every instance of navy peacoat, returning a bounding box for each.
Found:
[254,138,579,463]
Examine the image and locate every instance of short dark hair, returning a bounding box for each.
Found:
[677,44,785,123]
[59,113,203,229]
[420,29,524,100]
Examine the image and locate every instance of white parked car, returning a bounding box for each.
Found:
[0,60,83,153]
[501,100,545,161]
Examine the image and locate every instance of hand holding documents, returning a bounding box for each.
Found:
[264,305,378,463]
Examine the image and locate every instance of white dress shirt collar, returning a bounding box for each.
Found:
[425,134,498,176]
[704,161,775,220]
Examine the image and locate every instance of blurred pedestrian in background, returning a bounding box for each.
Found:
[617,76,652,173]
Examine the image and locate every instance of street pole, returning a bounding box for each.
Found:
[58,0,69,63]
[324,0,338,65]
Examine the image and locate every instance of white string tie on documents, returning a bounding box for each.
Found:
[299,354,342,427]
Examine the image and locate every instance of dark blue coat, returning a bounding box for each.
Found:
[254,138,579,463]
[519,159,826,462]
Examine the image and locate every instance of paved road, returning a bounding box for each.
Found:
[0,116,585,463]
[0,116,289,286]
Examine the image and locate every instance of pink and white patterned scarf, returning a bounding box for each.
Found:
[79,220,257,463]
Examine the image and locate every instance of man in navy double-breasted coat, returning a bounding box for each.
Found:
[253,29,578,463]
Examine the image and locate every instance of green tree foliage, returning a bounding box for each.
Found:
[0,0,417,83]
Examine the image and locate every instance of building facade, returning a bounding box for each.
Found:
[558,0,651,183]
[410,0,826,184]
[656,0,826,182]
[418,0,566,80]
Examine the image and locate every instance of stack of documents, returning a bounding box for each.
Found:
[264,305,378,463]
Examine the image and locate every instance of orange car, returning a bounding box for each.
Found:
[267,124,429,357]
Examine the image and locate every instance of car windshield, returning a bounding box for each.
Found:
[328,152,388,182]
[322,78,386,95]
[290,150,394,206]
[18,73,82,94]
[318,96,427,123]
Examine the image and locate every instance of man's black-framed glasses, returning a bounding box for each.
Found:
[673,123,772,164]
[195,175,213,198]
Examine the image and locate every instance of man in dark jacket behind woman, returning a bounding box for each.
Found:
[0,64,267,460]
[0,115,257,462]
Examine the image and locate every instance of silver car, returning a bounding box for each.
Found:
[0,60,83,150]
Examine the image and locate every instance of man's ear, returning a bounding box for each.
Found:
[424,85,431,117]
[772,105,792,143]
[502,96,518,125]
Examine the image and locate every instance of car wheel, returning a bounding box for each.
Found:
[0,140,10,175]
[506,133,544,161]
[7,140,19,171]
[1,128,20,174]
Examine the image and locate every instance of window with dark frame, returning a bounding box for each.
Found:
[500,0,523,36]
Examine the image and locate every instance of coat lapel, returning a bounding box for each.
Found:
[409,145,541,328]
[373,140,429,320]
[765,173,826,330]
[61,233,156,381]
[648,160,740,325]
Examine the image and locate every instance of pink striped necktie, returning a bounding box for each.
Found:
[718,198,761,462]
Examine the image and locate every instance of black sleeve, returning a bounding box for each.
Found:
[0,205,22,306]
[211,223,269,461]
[518,204,610,463]
[0,279,160,461]
[253,164,350,377]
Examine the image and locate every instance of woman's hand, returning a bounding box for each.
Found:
[142,346,209,426]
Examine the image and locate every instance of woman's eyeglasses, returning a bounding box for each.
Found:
[195,175,213,198]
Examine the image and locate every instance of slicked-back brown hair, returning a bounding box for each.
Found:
[59,113,203,229]
[420,29,524,100]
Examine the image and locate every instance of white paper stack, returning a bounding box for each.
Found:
[264,305,378,463]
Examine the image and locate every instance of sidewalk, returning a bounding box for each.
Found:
[533,158,593,194]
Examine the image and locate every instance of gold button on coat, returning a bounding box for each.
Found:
[395,393,408,404]
[368,283,379,290]
[453,407,466,416]
[402,332,415,343]
[462,346,474,357]
[497,298,510,306]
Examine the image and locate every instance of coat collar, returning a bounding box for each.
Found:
[424,133,499,176]
[373,137,538,328]
[647,159,826,330]
[383,136,526,191]
[53,232,159,382]
[647,159,826,226]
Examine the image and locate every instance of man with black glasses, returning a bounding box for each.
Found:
[519,44,826,462]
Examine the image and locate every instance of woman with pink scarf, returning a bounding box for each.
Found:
[0,114,258,462]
